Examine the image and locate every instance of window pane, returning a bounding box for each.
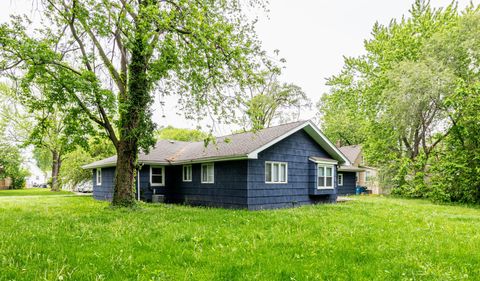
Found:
[280,164,286,182]
[318,176,325,187]
[273,163,279,182]
[326,177,332,187]
[326,167,332,176]
[318,166,324,176]
[152,175,163,184]
[265,163,272,182]
[184,166,191,181]
[152,167,163,175]
[202,166,207,182]
[202,164,214,183]
[338,174,343,185]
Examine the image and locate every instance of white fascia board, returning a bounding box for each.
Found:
[246,122,310,159]
[303,120,351,165]
[309,158,338,164]
[81,162,117,169]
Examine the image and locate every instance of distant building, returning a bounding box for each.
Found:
[338,145,381,194]
[0,177,12,190]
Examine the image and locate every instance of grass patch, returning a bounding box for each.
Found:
[0,188,73,196]
[0,196,479,280]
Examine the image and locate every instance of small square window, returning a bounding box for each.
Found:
[96,168,102,186]
[183,165,192,182]
[201,163,214,184]
[150,166,165,186]
[338,173,344,186]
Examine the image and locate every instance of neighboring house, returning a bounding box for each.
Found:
[338,145,380,195]
[83,120,353,210]
[0,177,12,190]
[0,166,12,190]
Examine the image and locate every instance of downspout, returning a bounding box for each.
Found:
[137,163,144,201]
[137,170,140,201]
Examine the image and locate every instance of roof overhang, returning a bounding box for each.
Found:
[82,162,117,169]
[168,155,249,165]
[338,165,365,172]
[82,156,249,169]
[309,157,338,164]
[247,120,351,165]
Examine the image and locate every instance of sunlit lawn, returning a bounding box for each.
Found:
[0,192,479,280]
[0,188,73,196]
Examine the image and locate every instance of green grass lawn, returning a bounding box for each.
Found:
[0,188,73,197]
[1,195,479,281]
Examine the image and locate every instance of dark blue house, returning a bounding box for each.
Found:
[84,120,356,210]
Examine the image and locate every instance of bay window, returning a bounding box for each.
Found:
[317,164,334,189]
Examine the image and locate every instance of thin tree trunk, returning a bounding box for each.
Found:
[51,150,62,192]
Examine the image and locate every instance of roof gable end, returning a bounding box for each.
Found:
[246,120,351,165]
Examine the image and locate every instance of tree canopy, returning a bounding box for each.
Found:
[319,0,480,203]
[156,126,207,142]
[0,0,269,206]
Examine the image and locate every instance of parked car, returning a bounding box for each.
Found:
[75,181,93,193]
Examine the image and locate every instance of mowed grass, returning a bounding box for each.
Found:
[0,188,73,197]
[1,195,480,280]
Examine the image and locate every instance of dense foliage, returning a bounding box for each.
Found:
[59,138,116,189]
[0,84,28,189]
[0,142,28,189]
[319,1,480,203]
[240,71,310,130]
[156,126,207,142]
[0,0,269,206]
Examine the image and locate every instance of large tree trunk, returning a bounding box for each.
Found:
[111,15,150,207]
[51,150,62,192]
[112,140,137,206]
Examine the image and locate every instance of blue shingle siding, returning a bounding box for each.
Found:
[247,130,337,210]
[91,128,339,209]
[92,167,115,201]
[161,161,249,208]
[337,171,356,196]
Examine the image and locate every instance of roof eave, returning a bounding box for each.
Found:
[171,155,249,165]
[82,162,117,169]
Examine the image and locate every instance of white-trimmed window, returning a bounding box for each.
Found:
[317,164,334,189]
[265,161,288,183]
[150,166,165,186]
[183,165,192,182]
[201,163,214,184]
[338,173,343,186]
[96,168,102,186]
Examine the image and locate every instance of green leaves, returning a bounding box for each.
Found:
[319,1,480,202]
[1,0,269,204]
[156,126,207,142]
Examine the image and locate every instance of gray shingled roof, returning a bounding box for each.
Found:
[83,120,310,169]
[338,145,362,164]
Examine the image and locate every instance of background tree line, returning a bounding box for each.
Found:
[319,0,480,203]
